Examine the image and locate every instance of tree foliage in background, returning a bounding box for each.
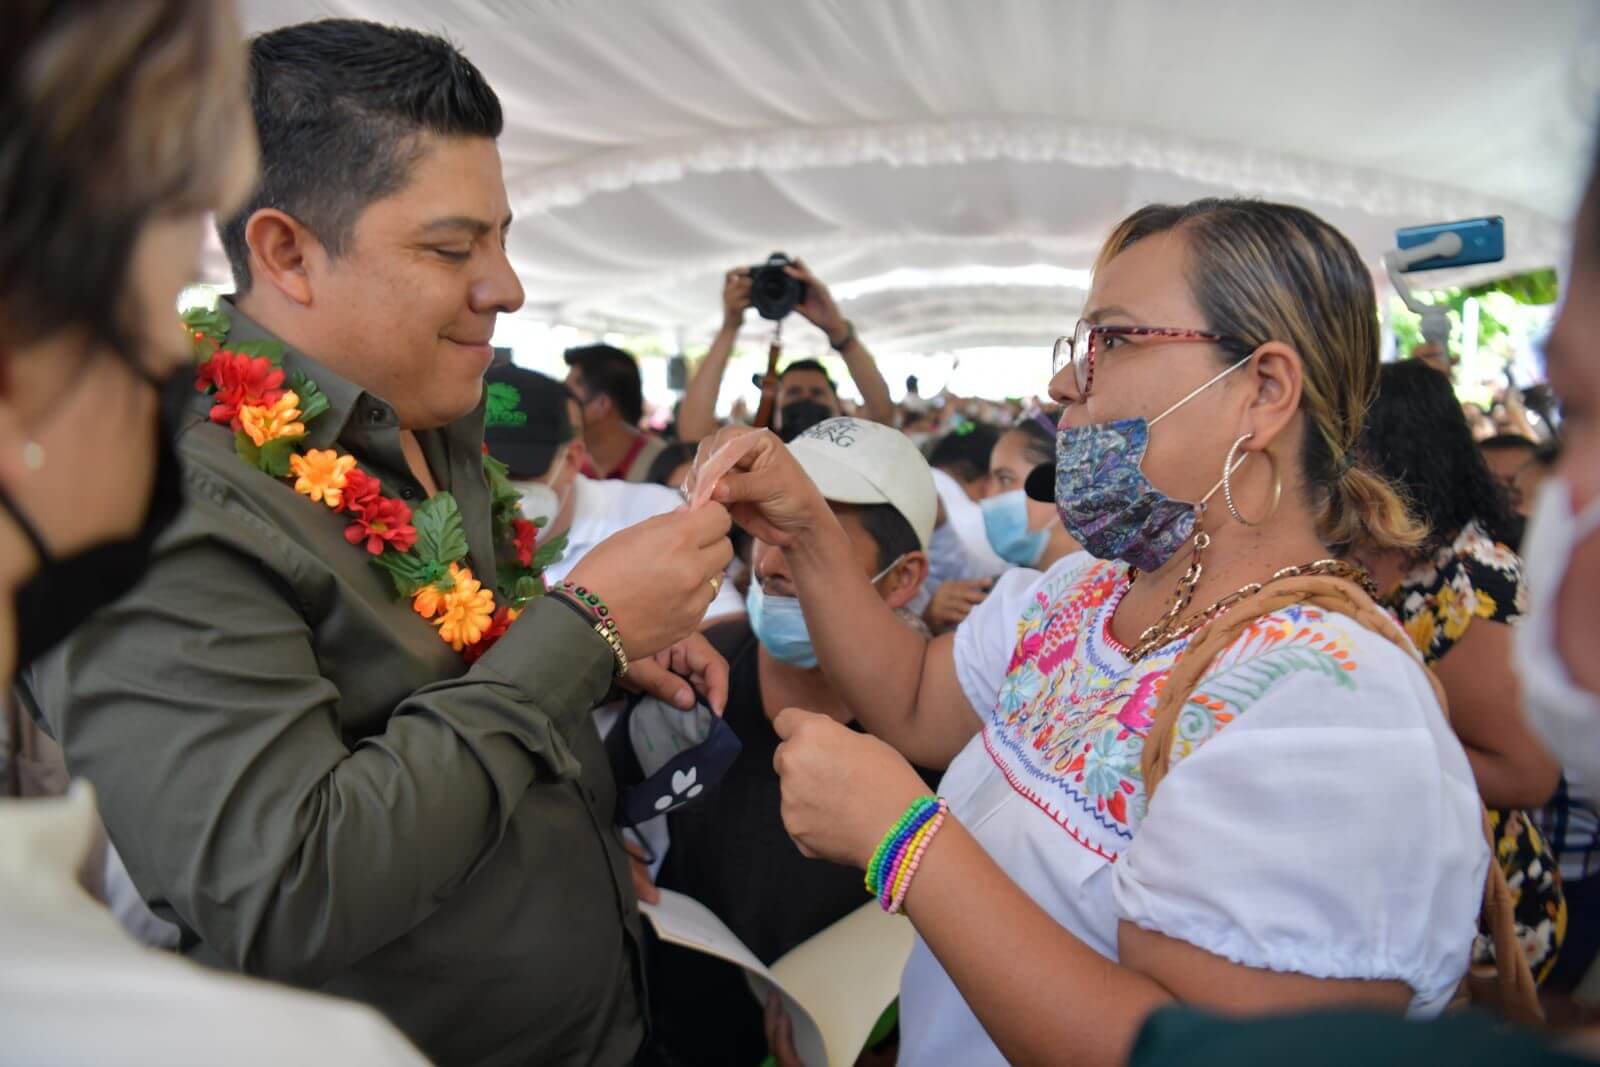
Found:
[1390,267,1558,358]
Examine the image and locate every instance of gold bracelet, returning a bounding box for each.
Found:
[591,619,629,678]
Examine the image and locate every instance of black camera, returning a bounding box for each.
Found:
[748,252,805,321]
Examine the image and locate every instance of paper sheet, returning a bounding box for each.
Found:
[640,889,913,1066]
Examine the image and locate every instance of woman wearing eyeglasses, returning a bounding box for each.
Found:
[692,199,1489,1066]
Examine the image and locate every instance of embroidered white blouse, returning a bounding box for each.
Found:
[898,553,1487,1066]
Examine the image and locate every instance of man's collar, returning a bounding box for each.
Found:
[219,298,368,450]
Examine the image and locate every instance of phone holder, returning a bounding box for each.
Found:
[1383,232,1463,350]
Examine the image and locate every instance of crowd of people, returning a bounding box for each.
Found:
[5,4,1600,1066]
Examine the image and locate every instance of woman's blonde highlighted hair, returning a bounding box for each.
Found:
[2,0,251,352]
[1097,199,1425,552]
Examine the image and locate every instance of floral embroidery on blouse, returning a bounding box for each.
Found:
[1392,520,1524,665]
[983,559,1363,861]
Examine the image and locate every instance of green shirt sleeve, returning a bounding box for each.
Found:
[20,510,615,987]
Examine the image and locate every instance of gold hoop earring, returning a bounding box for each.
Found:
[1222,433,1281,526]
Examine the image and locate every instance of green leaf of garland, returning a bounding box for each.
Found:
[513,574,545,606]
[411,494,470,567]
[531,532,567,570]
[233,430,300,477]
[233,429,260,468]
[371,551,434,598]
[290,371,331,424]
[182,306,231,339]
[258,437,298,478]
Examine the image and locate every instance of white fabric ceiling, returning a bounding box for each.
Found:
[236,0,1600,358]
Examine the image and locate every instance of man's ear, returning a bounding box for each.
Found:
[243,208,323,307]
[881,551,930,611]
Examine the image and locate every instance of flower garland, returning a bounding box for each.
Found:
[182,306,564,663]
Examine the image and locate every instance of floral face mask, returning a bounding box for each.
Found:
[1054,359,1245,571]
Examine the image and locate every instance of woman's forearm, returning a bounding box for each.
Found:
[785,516,957,766]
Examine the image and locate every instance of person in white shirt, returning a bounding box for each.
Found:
[696,198,1487,1066]
[483,363,745,620]
[0,2,427,1062]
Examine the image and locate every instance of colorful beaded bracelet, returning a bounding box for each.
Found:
[887,805,947,914]
[864,796,940,898]
[552,582,629,678]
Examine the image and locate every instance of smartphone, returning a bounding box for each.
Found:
[1395,216,1505,272]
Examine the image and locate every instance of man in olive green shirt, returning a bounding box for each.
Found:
[16,20,732,1065]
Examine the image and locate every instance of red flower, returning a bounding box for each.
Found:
[196,352,286,429]
[511,518,539,568]
[343,494,416,555]
[462,606,521,665]
[339,469,382,514]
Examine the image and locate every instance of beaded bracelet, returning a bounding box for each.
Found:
[864,796,940,898]
[552,582,630,678]
[887,804,947,914]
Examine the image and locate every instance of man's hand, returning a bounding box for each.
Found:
[722,268,752,331]
[923,577,991,633]
[624,839,660,906]
[621,632,730,714]
[567,506,734,659]
[784,258,849,346]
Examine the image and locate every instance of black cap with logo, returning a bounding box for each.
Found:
[482,364,576,480]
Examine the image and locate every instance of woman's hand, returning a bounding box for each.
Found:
[685,427,832,548]
[772,708,929,869]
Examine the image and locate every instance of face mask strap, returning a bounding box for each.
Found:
[869,553,909,587]
[1148,356,1249,429]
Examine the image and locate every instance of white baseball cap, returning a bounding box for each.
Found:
[787,417,937,550]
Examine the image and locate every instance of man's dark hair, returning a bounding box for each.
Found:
[780,359,838,394]
[219,19,503,294]
[844,503,921,572]
[1361,360,1520,555]
[565,343,644,425]
[645,441,693,487]
[929,423,1001,484]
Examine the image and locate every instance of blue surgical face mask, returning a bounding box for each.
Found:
[981,490,1049,567]
[747,557,904,668]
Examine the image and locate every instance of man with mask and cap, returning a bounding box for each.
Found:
[484,364,745,620]
[675,259,897,444]
[640,416,935,1066]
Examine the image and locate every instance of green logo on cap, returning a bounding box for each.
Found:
[485,382,527,428]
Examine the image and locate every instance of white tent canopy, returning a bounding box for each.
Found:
[237,0,1599,365]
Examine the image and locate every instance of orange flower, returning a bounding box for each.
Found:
[412,567,459,620]
[289,449,358,509]
[428,565,497,651]
[238,391,306,447]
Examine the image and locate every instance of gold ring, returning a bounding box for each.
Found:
[709,575,724,597]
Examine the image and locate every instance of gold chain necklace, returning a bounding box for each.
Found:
[1123,531,1377,663]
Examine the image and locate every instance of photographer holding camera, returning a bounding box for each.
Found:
[678,256,895,444]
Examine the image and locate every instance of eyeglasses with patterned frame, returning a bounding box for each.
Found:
[1051,320,1250,399]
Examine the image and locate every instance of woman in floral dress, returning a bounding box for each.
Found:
[1358,359,1565,982]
